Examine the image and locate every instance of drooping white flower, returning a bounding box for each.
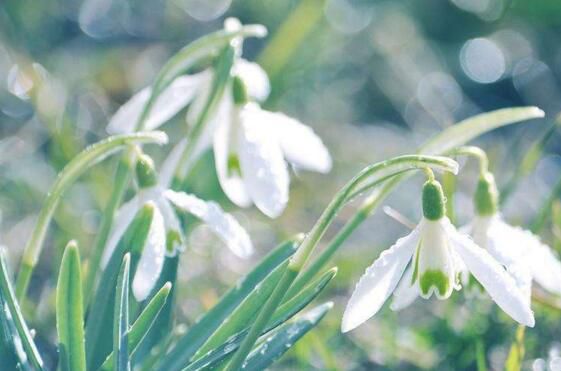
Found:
[463,172,561,301]
[101,152,253,301]
[341,179,534,333]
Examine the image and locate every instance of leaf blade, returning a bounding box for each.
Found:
[114,254,131,371]
[56,241,86,371]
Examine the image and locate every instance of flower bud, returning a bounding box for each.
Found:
[422,180,446,220]
[136,153,158,189]
[474,172,498,216]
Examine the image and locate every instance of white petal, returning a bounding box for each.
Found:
[238,105,290,218]
[159,139,187,188]
[446,220,535,327]
[164,190,253,258]
[341,226,420,332]
[491,219,561,295]
[186,72,213,126]
[213,97,252,207]
[262,110,331,173]
[107,88,150,134]
[107,73,208,134]
[390,265,420,311]
[154,192,184,255]
[101,196,140,267]
[144,73,208,130]
[132,205,166,301]
[234,59,271,102]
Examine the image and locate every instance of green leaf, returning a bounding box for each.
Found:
[86,203,154,370]
[154,236,301,371]
[56,241,86,371]
[99,282,172,371]
[420,106,544,155]
[114,254,131,371]
[183,302,333,371]
[0,249,44,370]
[241,302,333,371]
[0,294,29,370]
[183,268,337,371]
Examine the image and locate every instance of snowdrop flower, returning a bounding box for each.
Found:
[341,175,534,333]
[106,18,269,136]
[463,172,561,300]
[101,151,253,301]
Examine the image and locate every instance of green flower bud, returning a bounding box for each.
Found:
[474,172,498,216]
[232,75,249,106]
[422,180,446,220]
[136,153,158,189]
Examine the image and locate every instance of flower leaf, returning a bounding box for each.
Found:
[99,282,172,370]
[154,236,301,371]
[56,241,86,371]
[0,249,44,370]
[114,254,131,371]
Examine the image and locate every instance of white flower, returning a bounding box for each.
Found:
[101,153,253,301]
[465,214,561,300]
[341,180,534,333]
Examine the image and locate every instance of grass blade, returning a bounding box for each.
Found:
[505,326,525,371]
[114,254,131,371]
[182,268,337,371]
[100,282,172,370]
[0,249,43,370]
[241,302,333,371]
[56,241,86,371]
[85,203,154,370]
[420,106,544,155]
[154,236,301,371]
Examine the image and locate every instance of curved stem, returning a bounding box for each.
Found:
[225,155,457,371]
[15,132,167,301]
[448,146,489,176]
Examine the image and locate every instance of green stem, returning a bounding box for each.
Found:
[448,146,489,176]
[14,132,167,301]
[225,155,457,370]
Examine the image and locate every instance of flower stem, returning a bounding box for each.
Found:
[448,146,489,176]
[15,132,167,301]
[225,155,457,370]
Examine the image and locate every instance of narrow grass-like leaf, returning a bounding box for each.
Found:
[154,236,301,371]
[182,268,337,371]
[420,107,544,155]
[241,302,333,371]
[100,282,172,370]
[0,294,29,370]
[183,302,333,371]
[0,249,43,370]
[114,254,131,371]
[16,131,168,301]
[56,241,86,371]
[86,204,154,370]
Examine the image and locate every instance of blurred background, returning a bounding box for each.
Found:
[2,0,561,369]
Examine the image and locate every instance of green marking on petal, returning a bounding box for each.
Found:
[227,154,242,177]
[166,230,183,254]
[420,269,450,297]
[411,241,421,285]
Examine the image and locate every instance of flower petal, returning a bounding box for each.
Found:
[213,97,252,207]
[341,226,420,332]
[234,59,270,102]
[107,73,208,134]
[446,220,535,327]
[238,105,290,218]
[490,219,561,295]
[132,204,166,301]
[107,88,150,134]
[261,110,331,173]
[101,196,139,267]
[159,139,187,189]
[390,265,420,311]
[165,190,253,258]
